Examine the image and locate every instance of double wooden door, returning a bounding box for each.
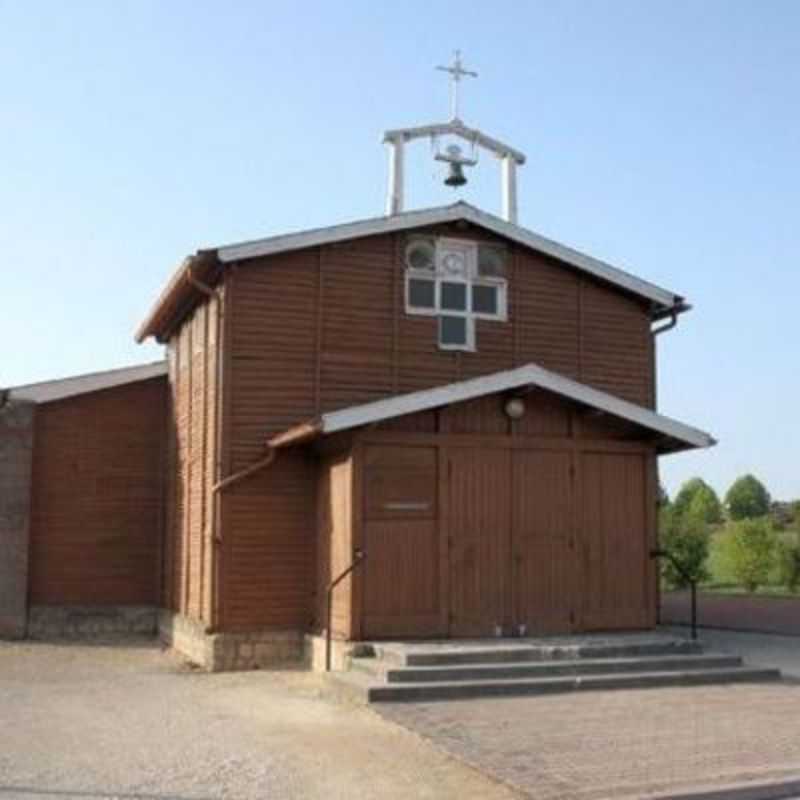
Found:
[448,447,577,636]
[447,446,649,636]
[361,443,650,639]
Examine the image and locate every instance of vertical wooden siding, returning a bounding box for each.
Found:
[580,451,650,630]
[361,445,440,637]
[28,377,166,606]
[315,453,353,638]
[353,409,657,639]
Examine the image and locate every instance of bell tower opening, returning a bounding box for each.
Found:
[383,51,526,224]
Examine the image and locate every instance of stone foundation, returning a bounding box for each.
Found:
[158,611,305,671]
[304,634,373,672]
[27,605,157,639]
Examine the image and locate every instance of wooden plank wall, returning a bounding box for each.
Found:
[221,254,318,631]
[315,453,353,638]
[219,223,657,632]
[354,394,658,638]
[164,295,220,626]
[28,377,166,606]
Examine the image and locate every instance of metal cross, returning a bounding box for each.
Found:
[436,50,478,122]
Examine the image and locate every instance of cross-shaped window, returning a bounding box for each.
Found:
[404,236,508,351]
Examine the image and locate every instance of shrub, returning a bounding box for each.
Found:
[659,506,711,589]
[725,475,771,521]
[718,518,777,592]
[776,533,800,593]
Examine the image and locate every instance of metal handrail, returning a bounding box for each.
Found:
[325,549,366,672]
[650,548,698,640]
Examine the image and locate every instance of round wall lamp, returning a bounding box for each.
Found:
[504,396,526,420]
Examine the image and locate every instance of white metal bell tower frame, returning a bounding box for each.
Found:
[383,51,526,224]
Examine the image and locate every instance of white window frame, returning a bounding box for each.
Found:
[404,237,508,352]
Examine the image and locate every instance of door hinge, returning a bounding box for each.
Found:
[569,463,576,480]
[569,610,576,626]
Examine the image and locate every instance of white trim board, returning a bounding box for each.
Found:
[293,362,715,453]
[7,361,167,404]
[216,202,683,314]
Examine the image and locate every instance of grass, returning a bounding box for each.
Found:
[699,584,799,598]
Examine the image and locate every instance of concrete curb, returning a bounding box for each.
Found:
[649,776,800,800]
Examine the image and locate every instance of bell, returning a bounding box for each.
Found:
[444,161,467,187]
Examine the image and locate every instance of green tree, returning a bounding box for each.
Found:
[673,478,722,524]
[659,505,711,589]
[719,518,776,592]
[776,532,800,593]
[725,475,771,520]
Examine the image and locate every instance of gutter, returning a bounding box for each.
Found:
[652,300,692,335]
[134,250,221,344]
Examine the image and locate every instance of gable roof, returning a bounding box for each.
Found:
[268,362,715,454]
[5,361,167,405]
[136,202,687,342]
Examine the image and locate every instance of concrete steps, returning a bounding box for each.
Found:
[328,636,782,704]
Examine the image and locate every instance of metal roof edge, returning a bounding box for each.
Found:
[293,362,715,453]
[215,202,682,312]
[7,360,167,405]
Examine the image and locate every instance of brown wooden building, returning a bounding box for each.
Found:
[0,202,714,668]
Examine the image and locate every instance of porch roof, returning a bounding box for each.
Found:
[267,362,716,454]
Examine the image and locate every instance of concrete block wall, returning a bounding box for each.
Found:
[27,606,157,639]
[159,611,305,671]
[0,400,35,639]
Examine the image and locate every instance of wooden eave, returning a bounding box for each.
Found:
[134,250,222,343]
[266,362,716,456]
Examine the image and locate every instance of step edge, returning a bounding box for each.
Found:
[367,667,782,700]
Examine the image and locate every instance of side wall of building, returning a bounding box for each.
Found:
[163,294,222,631]
[219,224,656,633]
[27,377,166,616]
[0,401,35,638]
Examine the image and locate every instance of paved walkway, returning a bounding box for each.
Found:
[377,681,800,800]
[663,591,800,636]
[667,626,800,681]
[0,640,518,800]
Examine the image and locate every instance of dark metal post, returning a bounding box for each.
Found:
[325,549,366,672]
[650,548,700,640]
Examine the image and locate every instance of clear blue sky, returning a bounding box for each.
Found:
[2,1,798,500]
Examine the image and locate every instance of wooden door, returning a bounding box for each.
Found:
[581,452,649,630]
[512,450,578,634]
[361,445,442,638]
[447,447,512,636]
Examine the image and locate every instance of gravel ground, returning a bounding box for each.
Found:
[0,640,519,800]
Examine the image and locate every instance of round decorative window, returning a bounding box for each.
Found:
[442,251,466,275]
[405,238,436,271]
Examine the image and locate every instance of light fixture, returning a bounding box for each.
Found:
[504,397,525,420]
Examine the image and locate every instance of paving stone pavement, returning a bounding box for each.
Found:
[376,682,800,800]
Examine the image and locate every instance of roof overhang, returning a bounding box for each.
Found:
[268,362,716,455]
[136,202,688,342]
[5,361,167,405]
